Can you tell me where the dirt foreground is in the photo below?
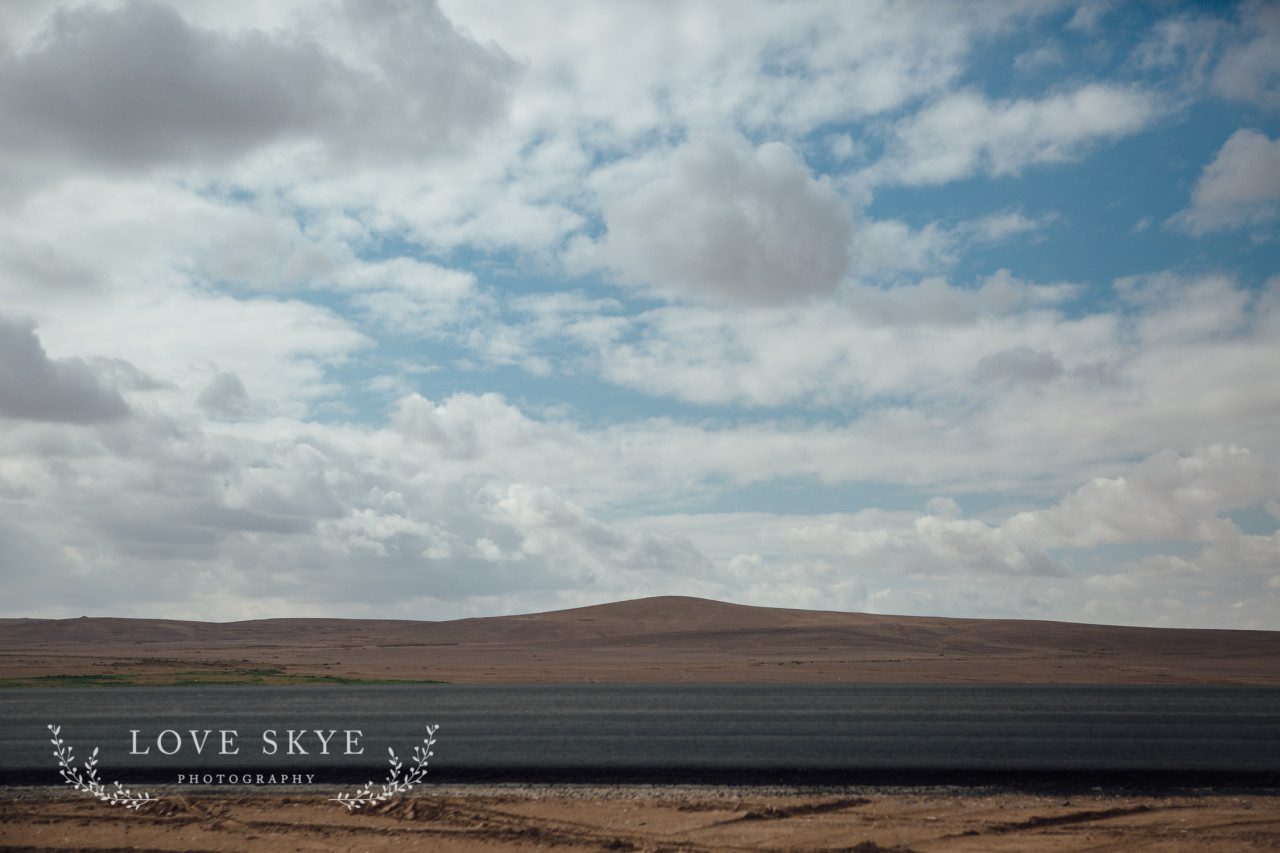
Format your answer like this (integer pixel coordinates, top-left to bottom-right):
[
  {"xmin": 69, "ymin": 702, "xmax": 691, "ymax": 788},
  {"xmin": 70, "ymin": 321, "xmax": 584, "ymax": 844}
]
[{"xmin": 2, "ymin": 785, "xmax": 1277, "ymax": 852}]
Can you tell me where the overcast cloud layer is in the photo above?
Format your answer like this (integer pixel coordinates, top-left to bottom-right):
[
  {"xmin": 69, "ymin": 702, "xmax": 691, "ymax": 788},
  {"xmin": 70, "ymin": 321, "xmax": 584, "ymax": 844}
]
[{"xmin": 1, "ymin": 0, "xmax": 1277, "ymax": 628}]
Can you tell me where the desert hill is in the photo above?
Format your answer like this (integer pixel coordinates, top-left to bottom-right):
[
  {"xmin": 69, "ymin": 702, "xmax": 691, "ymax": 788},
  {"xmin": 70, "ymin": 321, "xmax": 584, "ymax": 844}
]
[{"xmin": 1, "ymin": 596, "xmax": 1277, "ymax": 685}]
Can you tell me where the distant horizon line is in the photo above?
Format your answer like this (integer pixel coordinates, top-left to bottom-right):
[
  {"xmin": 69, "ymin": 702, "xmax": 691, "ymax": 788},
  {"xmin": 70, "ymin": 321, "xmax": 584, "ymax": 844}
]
[{"xmin": 3, "ymin": 594, "xmax": 1276, "ymax": 634}]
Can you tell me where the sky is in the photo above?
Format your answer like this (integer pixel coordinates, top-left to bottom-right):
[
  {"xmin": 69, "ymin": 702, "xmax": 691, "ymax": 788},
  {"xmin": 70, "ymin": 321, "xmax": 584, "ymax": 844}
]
[{"xmin": 0, "ymin": 0, "xmax": 1278, "ymax": 628}]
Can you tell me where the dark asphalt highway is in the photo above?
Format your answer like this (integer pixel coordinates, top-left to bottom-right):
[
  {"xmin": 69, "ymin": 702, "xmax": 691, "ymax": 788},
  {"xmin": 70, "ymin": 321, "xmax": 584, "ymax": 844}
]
[{"xmin": 3, "ymin": 684, "xmax": 1278, "ymax": 787}]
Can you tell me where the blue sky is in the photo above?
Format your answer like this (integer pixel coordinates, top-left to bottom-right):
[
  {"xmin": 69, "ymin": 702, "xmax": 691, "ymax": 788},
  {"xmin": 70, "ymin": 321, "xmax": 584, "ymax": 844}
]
[{"xmin": 0, "ymin": 0, "xmax": 1278, "ymax": 628}]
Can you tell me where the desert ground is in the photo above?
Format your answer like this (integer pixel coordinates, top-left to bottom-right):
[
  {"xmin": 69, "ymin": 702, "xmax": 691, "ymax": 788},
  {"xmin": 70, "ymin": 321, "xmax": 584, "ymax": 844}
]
[
  {"xmin": 2, "ymin": 596, "xmax": 1279, "ymax": 685},
  {"xmin": 4, "ymin": 597, "xmax": 1277, "ymax": 850},
  {"xmin": 1, "ymin": 785, "xmax": 1278, "ymax": 852}
]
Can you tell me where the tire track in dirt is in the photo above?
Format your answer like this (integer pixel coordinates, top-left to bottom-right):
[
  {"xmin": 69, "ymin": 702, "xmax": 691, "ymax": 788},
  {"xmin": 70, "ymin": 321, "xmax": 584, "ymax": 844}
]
[{"xmin": 710, "ymin": 796, "xmax": 872, "ymax": 825}]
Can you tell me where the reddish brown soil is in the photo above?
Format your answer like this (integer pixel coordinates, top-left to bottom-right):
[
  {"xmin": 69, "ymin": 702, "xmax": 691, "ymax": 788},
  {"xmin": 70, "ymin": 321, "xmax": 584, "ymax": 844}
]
[
  {"xmin": 2, "ymin": 596, "xmax": 1278, "ymax": 684},
  {"xmin": 2, "ymin": 786, "xmax": 1277, "ymax": 851}
]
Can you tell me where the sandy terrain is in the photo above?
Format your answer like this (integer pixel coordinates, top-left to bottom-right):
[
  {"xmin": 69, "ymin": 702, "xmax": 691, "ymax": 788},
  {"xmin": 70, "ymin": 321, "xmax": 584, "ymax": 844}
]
[
  {"xmin": 2, "ymin": 596, "xmax": 1279, "ymax": 685},
  {"xmin": 5, "ymin": 598, "xmax": 1277, "ymax": 850},
  {"xmin": 2, "ymin": 786, "xmax": 1277, "ymax": 851}
]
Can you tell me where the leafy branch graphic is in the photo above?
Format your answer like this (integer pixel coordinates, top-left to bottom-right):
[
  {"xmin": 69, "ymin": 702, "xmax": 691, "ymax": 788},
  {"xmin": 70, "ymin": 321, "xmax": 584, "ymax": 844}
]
[
  {"xmin": 330, "ymin": 724, "xmax": 439, "ymax": 811},
  {"xmin": 47, "ymin": 724, "xmax": 157, "ymax": 810}
]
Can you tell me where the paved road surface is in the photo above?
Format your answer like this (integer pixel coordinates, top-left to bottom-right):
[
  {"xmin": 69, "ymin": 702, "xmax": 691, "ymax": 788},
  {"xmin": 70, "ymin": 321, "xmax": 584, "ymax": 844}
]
[{"xmin": 2, "ymin": 684, "xmax": 1277, "ymax": 787}]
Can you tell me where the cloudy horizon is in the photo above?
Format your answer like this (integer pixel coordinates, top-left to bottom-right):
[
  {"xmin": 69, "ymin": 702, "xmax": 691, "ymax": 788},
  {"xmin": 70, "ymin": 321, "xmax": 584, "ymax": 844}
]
[{"xmin": 1, "ymin": 0, "xmax": 1278, "ymax": 628}]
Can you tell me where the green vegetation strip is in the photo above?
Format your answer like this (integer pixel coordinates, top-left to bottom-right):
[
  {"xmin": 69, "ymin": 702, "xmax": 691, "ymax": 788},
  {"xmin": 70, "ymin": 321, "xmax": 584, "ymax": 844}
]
[{"xmin": 0, "ymin": 672, "xmax": 445, "ymax": 687}]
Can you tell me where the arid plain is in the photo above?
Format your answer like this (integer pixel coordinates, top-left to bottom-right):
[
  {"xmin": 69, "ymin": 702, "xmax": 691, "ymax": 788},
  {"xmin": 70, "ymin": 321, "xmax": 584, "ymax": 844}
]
[
  {"xmin": 3, "ymin": 597, "xmax": 1278, "ymax": 851},
  {"xmin": 2, "ymin": 596, "xmax": 1278, "ymax": 685}
]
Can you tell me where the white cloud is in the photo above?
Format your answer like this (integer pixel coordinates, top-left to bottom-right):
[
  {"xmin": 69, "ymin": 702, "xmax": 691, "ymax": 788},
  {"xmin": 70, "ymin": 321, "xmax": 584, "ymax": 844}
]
[
  {"xmin": 1131, "ymin": 13, "xmax": 1222, "ymax": 80},
  {"xmin": 872, "ymin": 84, "xmax": 1164, "ymax": 186},
  {"xmin": 974, "ymin": 346, "xmax": 1065, "ymax": 385},
  {"xmin": 1013, "ymin": 44, "xmax": 1065, "ymax": 74},
  {"xmin": 2, "ymin": 345, "xmax": 1278, "ymax": 625},
  {"xmin": 338, "ymin": 258, "xmax": 482, "ymax": 336},
  {"xmin": 1080, "ymin": 529, "xmax": 1280, "ymax": 630},
  {"xmin": 970, "ymin": 209, "xmax": 1056, "ymax": 242},
  {"xmin": 0, "ymin": 0, "xmax": 519, "ymax": 189},
  {"xmin": 848, "ymin": 219, "xmax": 955, "ymax": 278},
  {"xmin": 1003, "ymin": 445, "xmax": 1277, "ymax": 548},
  {"xmin": 0, "ymin": 316, "xmax": 129, "ymax": 423},
  {"xmin": 0, "ymin": 388, "xmax": 737, "ymax": 619},
  {"xmin": 1175, "ymin": 129, "xmax": 1280, "ymax": 234},
  {"xmin": 441, "ymin": 0, "xmax": 1051, "ymax": 140},
  {"xmin": 197, "ymin": 371, "xmax": 251, "ymax": 420},
  {"xmin": 495, "ymin": 483, "xmax": 710, "ymax": 575},
  {"xmin": 914, "ymin": 514, "xmax": 1058, "ymax": 575},
  {"xmin": 625, "ymin": 444, "xmax": 1280, "ymax": 626},
  {"xmin": 0, "ymin": 1, "xmax": 1275, "ymax": 631},
  {"xmin": 565, "ymin": 271, "xmax": 1096, "ymax": 409},
  {"xmin": 1067, "ymin": 1, "xmax": 1113, "ymax": 33},
  {"xmin": 1114, "ymin": 272, "xmax": 1252, "ymax": 342},
  {"xmin": 152, "ymin": 0, "xmax": 1060, "ymax": 267},
  {"xmin": 591, "ymin": 134, "xmax": 852, "ymax": 304},
  {"xmin": 849, "ymin": 209, "xmax": 1056, "ymax": 279},
  {"xmin": 440, "ymin": 272, "xmax": 1280, "ymax": 502},
  {"xmin": 1193, "ymin": 131, "xmax": 1280, "ymax": 207},
  {"xmin": 1211, "ymin": 2, "xmax": 1280, "ymax": 110}
]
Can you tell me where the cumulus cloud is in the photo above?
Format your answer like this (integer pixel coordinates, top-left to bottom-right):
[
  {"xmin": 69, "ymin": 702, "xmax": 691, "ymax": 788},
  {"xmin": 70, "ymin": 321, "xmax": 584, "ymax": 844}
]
[
  {"xmin": 1115, "ymin": 272, "xmax": 1251, "ymax": 339},
  {"xmin": 594, "ymin": 134, "xmax": 852, "ymax": 304},
  {"xmin": 849, "ymin": 209, "xmax": 1056, "ymax": 279},
  {"xmin": 552, "ymin": 271, "xmax": 1092, "ymax": 408},
  {"xmin": 336, "ymin": 0, "xmax": 521, "ymax": 156},
  {"xmin": 847, "ymin": 219, "xmax": 954, "ymax": 278},
  {"xmin": 444, "ymin": 1, "xmax": 1052, "ymax": 142},
  {"xmin": 1211, "ymin": 2, "xmax": 1280, "ymax": 110},
  {"xmin": 632, "ymin": 444, "xmax": 1280, "ymax": 625},
  {"xmin": 2, "ymin": 345, "xmax": 1278, "ymax": 624},
  {"xmin": 0, "ymin": 182, "xmax": 374, "ymax": 418},
  {"xmin": 0, "ymin": 389, "xmax": 730, "ymax": 619},
  {"xmin": 1175, "ymin": 129, "xmax": 1280, "ymax": 234},
  {"xmin": 340, "ymin": 258, "xmax": 480, "ymax": 336},
  {"xmin": 0, "ymin": 1, "xmax": 1276, "ymax": 629},
  {"xmin": 0, "ymin": 0, "xmax": 518, "ymax": 186},
  {"xmin": 434, "ymin": 271, "xmax": 1280, "ymax": 505},
  {"xmin": 873, "ymin": 84, "xmax": 1164, "ymax": 186},
  {"xmin": 495, "ymin": 484, "xmax": 710, "ymax": 575},
  {"xmin": 197, "ymin": 371, "xmax": 250, "ymax": 419},
  {"xmin": 1131, "ymin": 13, "xmax": 1222, "ymax": 82},
  {"xmin": 0, "ymin": 316, "xmax": 129, "ymax": 423},
  {"xmin": 914, "ymin": 514, "xmax": 1060, "ymax": 575},
  {"xmin": 975, "ymin": 347, "xmax": 1065, "ymax": 385},
  {"xmin": 1004, "ymin": 445, "xmax": 1277, "ymax": 548},
  {"xmin": 1067, "ymin": 1, "xmax": 1112, "ymax": 32},
  {"xmin": 1, "ymin": 1, "xmax": 332, "ymax": 171},
  {"xmin": 1193, "ymin": 131, "xmax": 1280, "ymax": 207}
]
